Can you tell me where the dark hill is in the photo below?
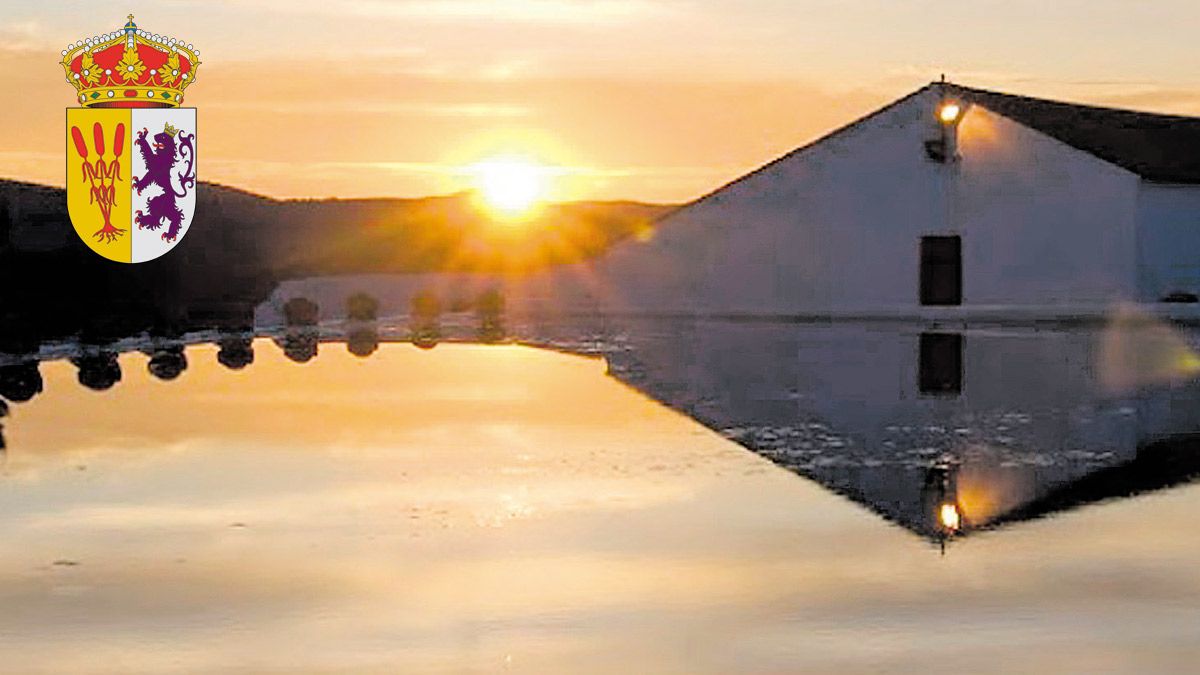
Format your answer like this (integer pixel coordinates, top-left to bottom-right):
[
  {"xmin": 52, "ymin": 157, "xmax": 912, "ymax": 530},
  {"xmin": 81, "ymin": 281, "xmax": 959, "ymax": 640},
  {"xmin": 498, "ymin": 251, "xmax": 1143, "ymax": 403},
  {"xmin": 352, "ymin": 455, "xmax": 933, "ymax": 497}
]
[
  {"xmin": 0, "ymin": 178, "xmax": 670, "ymax": 342},
  {"xmin": 269, "ymin": 192, "xmax": 672, "ymax": 275},
  {"xmin": 0, "ymin": 178, "xmax": 671, "ymax": 275}
]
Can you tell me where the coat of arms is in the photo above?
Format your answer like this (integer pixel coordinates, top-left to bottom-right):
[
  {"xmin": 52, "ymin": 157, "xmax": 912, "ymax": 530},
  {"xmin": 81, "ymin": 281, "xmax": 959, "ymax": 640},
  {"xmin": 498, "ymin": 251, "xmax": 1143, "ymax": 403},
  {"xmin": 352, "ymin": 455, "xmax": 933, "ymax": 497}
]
[{"xmin": 61, "ymin": 15, "xmax": 199, "ymax": 263}]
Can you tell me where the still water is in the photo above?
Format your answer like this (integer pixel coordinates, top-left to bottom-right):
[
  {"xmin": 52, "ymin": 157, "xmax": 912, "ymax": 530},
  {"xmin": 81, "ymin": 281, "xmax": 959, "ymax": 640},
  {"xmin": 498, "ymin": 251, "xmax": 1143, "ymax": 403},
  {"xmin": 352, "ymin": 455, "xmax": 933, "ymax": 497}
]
[{"xmin": 2, "ymin": 320, "xmax": 1200, "ymax": 673}]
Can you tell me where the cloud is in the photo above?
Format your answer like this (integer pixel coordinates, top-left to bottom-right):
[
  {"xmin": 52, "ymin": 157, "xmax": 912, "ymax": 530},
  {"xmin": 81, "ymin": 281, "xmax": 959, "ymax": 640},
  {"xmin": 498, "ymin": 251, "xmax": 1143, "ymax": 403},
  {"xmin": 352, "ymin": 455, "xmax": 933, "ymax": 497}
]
[
  {"xmin": 210, "ymin": 0, "xmax": 675, "ymax": 25},
  {"xmin": 1094, "ymin": 88, "xmax": 1200, "ymax": 115},
  {"xmin": 0, "ymin": 19, "xmax": 46, "ymax": 50},
  {"xmin": 203, "ymin": 100, "xmax": 534, "ymax": 118},
  {"xmin": 200, "ymin": 156, "xmax": 729, "ymax": 184},
  {"xmin": 375, "ymin": 0, "xmax": 670, "ymax": 23}
]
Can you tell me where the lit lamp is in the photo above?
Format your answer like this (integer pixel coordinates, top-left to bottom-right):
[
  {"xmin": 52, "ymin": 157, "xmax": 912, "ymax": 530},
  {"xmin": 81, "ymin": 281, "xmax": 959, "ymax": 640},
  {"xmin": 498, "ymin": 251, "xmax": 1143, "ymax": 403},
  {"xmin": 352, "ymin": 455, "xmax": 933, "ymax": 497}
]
[
  {"xmin": 938, "ymin": 101, "xmax": 963, "ymax": 125},
  {"xmin": 939, "ymin": 502, "xmax": 961, "ymax": 531},
  {"xmin": 925, "ymin": 99, "xmax": 965, "ymax": 163}
]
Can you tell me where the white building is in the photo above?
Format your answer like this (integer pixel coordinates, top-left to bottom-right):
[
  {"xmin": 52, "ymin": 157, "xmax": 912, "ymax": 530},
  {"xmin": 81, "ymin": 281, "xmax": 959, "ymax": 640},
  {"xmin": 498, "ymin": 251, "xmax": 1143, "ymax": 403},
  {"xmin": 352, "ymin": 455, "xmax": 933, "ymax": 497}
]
[{"xmin": 520, "ymin": 82, "xmax": 1200, "ymax": 320}]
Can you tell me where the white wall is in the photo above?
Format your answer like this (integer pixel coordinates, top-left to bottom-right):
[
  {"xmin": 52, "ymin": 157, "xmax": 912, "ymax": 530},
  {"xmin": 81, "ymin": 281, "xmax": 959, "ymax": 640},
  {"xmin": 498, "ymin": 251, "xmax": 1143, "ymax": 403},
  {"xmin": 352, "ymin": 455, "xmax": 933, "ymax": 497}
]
[
  {"xmin": 581, "ymin": 87, "xmax": 948, "ymax": 315},
  {"xmin": 953, "ymin": 106, "xmax": 1139, "ymax": 306},
  {"xmin": 1136, "ymin": 184, "xmax": 1200, "ymax": 301},
  {"xmin": 518, "ymin": 86, "xmax": 1143, "ymax": 316}
]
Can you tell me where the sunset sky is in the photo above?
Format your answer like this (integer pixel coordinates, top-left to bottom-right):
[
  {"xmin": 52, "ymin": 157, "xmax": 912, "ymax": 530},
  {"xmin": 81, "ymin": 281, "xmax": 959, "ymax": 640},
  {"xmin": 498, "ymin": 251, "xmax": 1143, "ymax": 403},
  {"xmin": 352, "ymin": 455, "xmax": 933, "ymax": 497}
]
[{"xmin": 3, "ymin": 1, "xmax": 1200, "ymax": 203}]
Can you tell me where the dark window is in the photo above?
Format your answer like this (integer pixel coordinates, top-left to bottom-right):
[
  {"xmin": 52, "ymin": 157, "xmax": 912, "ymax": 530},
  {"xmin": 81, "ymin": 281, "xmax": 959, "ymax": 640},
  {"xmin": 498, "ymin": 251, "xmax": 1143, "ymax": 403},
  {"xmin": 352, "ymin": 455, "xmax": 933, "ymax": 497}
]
[
  {"xmin": 920, "ymin": 235, "xmax": 962, "ymax": 306},
  {"xmin": 919, "ymin": 332, "xmax": 963, "ymax": 396}
]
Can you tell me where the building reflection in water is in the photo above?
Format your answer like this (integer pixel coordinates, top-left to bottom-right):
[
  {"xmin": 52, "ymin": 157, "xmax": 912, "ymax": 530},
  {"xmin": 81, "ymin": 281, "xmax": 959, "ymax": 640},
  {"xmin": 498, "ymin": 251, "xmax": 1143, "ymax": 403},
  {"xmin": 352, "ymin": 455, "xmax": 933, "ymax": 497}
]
[
  {"xmin": 918, "ymin": 332, "xmax": 962, "ymax": 396},
  {"xmin": 601, "ymin": 318, "xmax": 1200, "ymax": 544}
]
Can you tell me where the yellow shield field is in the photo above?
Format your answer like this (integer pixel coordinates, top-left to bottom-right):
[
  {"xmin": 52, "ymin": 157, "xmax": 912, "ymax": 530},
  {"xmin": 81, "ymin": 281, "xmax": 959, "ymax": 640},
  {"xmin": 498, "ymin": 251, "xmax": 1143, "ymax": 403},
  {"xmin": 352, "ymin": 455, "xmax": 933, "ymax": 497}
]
[{"xmin": 66, "ymin": 108, "xmax": 132, "ymax": 262}]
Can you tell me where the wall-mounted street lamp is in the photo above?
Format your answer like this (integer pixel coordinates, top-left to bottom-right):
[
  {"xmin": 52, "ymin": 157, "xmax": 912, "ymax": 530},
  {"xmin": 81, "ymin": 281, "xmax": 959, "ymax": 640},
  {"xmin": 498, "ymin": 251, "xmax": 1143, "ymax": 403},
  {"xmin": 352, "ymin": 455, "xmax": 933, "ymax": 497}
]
[
  {"xmin": 938, "ymin": 101, "xmax": 963, "ymax": 125},
  {"xmin": 925, "ymin": 98, "xmax": 966, "ymax": 163}
]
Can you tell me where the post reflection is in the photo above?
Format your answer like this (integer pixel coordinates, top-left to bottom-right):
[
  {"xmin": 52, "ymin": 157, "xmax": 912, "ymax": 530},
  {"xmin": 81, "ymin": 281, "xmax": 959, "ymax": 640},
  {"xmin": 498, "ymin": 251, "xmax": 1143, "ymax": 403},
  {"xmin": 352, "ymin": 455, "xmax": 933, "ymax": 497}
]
[
  {"xmin": 0, "ymin": 320, "xmax": 407, "ymax": 405},
  {"xmin": 0, "ymin": 361, "xmax": 43, "ymax": 402},
  {"xmin": 278, "ymin": 329, "xmax": 320, "ymax": 363},
  {"xmin": 147, "ymin": 345, "xmax": 188, "ymax": 381},
  {"xmin": 71, "ymin": 352, "xmax": 122, "ymax": 391},
  {"xmin": 476, "ymin": 288, "xmax": 506, "ymax": 342},
  {"xmin": 347, "ymin": 325, "xmax": 379, "ymax": 358},
  {"xmin": 217, "ymin": 334, "xmax": 255, "ymax": 370},
  {"xmin": 410, "ymin": 290, "xmax": 442, "ymax": 349},
  {"xmin": 0, "ymin": 313, "xmax": 407, "ymax": 457}
]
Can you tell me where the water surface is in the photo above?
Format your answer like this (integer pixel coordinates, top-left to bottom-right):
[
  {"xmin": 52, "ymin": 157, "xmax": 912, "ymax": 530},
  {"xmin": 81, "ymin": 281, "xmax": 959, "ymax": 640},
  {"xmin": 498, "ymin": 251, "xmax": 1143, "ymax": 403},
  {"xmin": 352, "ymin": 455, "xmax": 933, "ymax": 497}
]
[{"xmin": 2, "ymin": 335, "xmax": 1199, "ymax": 673}]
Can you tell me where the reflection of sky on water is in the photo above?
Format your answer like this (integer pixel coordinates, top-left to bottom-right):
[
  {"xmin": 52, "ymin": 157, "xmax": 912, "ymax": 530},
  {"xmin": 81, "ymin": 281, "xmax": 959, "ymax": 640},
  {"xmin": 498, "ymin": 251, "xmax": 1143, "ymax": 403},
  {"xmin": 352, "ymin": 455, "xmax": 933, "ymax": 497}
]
[{"xmin": 1, "ymin": 340, "xmax": 1200, "ymax": 672}]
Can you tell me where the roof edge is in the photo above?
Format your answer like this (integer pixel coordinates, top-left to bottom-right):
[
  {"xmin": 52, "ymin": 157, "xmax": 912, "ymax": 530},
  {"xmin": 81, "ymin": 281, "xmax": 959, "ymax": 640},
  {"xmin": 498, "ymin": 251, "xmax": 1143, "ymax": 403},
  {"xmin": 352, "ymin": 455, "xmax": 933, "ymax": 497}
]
[
  {"xmin": 651, "ymin": 80, "xmax": 1200, "ymax": 228},
  {"xmin": 948, "ymin": 82, "xmax": 1200, "ymax": 123},
  {"xmin": 654, "ymin": 83, "xmax": 938, "ymax": 225},
  {"xmin": 948, "ymin": 82, "xmax": 1200, "ymax": 184}
]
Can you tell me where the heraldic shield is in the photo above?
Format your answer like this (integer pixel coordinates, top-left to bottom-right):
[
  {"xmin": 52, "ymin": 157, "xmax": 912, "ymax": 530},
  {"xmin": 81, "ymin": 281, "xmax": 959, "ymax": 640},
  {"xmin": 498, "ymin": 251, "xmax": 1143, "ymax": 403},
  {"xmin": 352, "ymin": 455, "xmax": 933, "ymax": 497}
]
[{"xmin": 66, "ymin": 108, "xmax": 197, "ymax": 263}]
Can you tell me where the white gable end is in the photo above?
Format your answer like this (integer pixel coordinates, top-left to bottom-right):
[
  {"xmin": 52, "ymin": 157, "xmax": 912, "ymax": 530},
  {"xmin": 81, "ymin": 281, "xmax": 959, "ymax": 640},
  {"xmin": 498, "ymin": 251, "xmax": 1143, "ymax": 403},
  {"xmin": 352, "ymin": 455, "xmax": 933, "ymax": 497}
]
[
  {"xmin": 514, "ymin": 84, "xmax": 1162, "ymax": 318},
  {"xmin": 953, "ymin": 105, "xmax": 1139, "ymax": 306},
  {"xmin": 590, "ymin": 87, "xmax": 948, "ymax": 315}
]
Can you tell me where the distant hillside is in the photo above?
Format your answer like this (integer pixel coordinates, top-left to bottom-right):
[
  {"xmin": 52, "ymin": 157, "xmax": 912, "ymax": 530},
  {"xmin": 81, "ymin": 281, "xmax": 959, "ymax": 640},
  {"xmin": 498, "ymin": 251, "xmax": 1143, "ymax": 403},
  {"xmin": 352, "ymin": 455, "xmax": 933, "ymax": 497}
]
[
  {"xmin": 270, "ymin": 192, "xmax": 674, "ymax": 276},
  {"xmin": 0, "ymin": 178, "xmax": 673, "ymax": 277},
  {"xmin": 0, "ymin": 177, "xmax": 671, "ymax": 340}
]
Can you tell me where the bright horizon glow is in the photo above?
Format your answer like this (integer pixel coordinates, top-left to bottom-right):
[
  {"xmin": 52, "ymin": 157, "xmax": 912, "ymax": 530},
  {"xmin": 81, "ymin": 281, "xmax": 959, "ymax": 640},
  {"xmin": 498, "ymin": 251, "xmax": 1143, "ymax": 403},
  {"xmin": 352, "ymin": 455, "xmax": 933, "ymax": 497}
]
[{"xmin": 469, "ymin": 156, "xmax": 551, "ymax": 217}]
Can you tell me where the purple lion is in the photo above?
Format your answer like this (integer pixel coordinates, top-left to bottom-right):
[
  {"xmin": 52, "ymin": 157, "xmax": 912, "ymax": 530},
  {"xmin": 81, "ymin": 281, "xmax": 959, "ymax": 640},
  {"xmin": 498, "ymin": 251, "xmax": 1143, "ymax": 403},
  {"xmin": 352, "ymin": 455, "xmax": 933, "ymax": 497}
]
[{"xmin": 132, "ymin": 123, "xmax": 196, "ymax": 242}]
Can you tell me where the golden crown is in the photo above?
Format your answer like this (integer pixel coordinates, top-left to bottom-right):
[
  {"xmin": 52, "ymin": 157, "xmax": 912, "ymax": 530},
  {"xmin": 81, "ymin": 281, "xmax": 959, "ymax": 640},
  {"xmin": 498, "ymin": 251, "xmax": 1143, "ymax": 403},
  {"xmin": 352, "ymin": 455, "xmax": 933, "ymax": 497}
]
[{"xmin": 61, "ymin": 14, "xmax": 200, "ymax": 108}]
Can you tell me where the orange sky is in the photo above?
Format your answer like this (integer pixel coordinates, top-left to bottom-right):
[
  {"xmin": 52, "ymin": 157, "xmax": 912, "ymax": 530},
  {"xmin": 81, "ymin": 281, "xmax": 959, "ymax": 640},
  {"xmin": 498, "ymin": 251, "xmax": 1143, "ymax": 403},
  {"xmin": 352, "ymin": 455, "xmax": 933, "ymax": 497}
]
[{"xmin": 2, "ymin": 2, "xmax": 1200, "ymax": 202}]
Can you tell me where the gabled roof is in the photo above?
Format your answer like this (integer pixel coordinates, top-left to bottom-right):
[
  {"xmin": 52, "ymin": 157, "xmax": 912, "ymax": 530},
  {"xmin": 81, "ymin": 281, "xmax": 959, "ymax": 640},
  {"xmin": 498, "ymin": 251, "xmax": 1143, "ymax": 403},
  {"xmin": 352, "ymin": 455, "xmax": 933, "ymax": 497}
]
[
  {"xmin": 953, "ymin": 83, "xmax": 1200, "ymax": 184},
  {"xmin": 655, "ymin": 81, "xmax": 1200, "ymax": 225}
]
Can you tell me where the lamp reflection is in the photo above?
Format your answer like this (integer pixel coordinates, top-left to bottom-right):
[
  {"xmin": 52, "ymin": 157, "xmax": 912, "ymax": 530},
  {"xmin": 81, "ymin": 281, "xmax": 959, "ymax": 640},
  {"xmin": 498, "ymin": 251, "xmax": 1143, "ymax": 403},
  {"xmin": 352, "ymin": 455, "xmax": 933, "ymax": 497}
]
[{"xmin": 922, "ymin": 457, "xmax": 963, "ymax": 541}]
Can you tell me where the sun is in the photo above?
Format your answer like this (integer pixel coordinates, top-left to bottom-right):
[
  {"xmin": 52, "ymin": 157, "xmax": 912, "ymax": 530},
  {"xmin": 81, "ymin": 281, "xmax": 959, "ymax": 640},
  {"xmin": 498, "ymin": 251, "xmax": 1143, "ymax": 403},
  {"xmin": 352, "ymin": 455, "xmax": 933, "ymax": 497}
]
[{"xmin": 469, "ymin": 157, "xmax": 549, "ymax": 217}]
